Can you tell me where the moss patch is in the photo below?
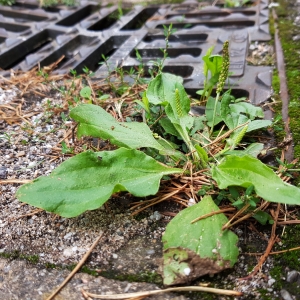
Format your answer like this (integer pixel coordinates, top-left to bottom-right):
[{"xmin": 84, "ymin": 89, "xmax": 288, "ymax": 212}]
[
  {"xmin": 274, "ymin": 0, "xmax": 300, "ymax": 183},
  {"xmin": 99, "ymin": 269, "xmax": 162, "ymax": 285},
  {"xmin": 269, "ymin": 224, "xmax": 300, "ymax": 297},
  {"xmin": 264, "ymin": 2, "xmax": 300, "ymax": 297},
  {"xmin": 0, "ymin": 251, "xmax": 39, "ymax": 264}
]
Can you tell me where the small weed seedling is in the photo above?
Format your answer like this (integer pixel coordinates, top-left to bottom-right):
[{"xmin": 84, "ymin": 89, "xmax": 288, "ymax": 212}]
[
  {"xmin": 79, "ymin": 86, "xmax": 92, "ymax": 103},
  {"xmin": 61, "ymin": 141, "xmax": 74, "ymax": 154},
  {"xmin": 0, "ymin": 132, "xmax": 14, "ymax": 144}
]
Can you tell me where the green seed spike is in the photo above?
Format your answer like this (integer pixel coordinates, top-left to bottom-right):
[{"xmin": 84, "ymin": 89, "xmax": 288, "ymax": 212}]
[
  {"xmin": 210, "ymin": 40, "xmax": 230, "ymax": 136},
  {"xmin": 216, "ymin": 40, "xmax": 230, "ymax": 94},
  {"xmin": 232, "ymin": 124, "xmax": 248, "ymax": 150},
  {"xmin": 175, "ymin": 88, "xmax": 183, "ymax": 118}
]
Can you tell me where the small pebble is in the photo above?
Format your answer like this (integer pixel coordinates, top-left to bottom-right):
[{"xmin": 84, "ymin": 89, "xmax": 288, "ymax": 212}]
[
  {"xmin": 286, "ymin": 270, "xmax": 300, "ymax": 283},
  {"xmin": 280, "ymin": 289, "xmax": 294, "ymax": 300},
  {"xmin": 0, "ymin": 167, "xmax": 7, "ymax": 179},
  {"xmin": 16, "ymin": 151, "xmax": 26, "ymax": 157}
]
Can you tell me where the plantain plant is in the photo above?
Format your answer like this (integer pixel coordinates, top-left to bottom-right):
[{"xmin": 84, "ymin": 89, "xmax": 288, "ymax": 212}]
[{"xmin": 16, "ymin": 37, "xmax": 300, "ymax": 285}]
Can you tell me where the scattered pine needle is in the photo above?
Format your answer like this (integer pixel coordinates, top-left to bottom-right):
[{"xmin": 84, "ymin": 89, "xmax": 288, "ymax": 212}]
[
  {"xmin": 130, "ymin": 184, "xmax": 187, "ymax": 216},
  {"xmin": 81, "ymin": 286, "xmax": 243, "ymax": 299}
]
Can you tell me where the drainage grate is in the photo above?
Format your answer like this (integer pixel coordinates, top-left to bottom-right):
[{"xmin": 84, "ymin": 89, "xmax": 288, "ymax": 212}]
[{"xmin": 0, "ymin": 0, "xmax": 272, "ymax": 104}]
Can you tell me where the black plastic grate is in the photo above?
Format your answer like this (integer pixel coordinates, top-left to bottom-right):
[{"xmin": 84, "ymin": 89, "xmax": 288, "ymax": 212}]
[{"xmin": 0, "ymin": 0, "xmax": 272, "ymax": 104}]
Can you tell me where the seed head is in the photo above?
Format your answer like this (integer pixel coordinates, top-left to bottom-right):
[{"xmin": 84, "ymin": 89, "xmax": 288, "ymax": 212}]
[{"xmin": 216, "ymin": 41, "xmax": 230, "ymax": 94}]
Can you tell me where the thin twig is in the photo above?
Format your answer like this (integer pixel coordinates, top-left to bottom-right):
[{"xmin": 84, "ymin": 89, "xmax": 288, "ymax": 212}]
[
  {"xmin": 222, "ymin": 200, "xmax": 270, "ymax": 230},
  {"xmin": 191, "ymin": 207, "xmax": 236, "ymax": 224},
  {"xmin": 243, "ymin": 245, "xmax": 300, "ymax": 256},
  {"xmin": 45, "ymin": 232, "xmax": 103, "ymax": 300},
  {"xmin": 82, "ymin": 286, "xmax": 242, "ymax": 299},
  {"xmin": 222, "ymin": 204, "xmax": 250, "ymax": 230},
  {"xmin": 278, "ymin": 220, "xmax": 300, "ymax": 225},
  {"xmin": 0, "ymin": 179, "xmax": 32, "ymax": 184}
]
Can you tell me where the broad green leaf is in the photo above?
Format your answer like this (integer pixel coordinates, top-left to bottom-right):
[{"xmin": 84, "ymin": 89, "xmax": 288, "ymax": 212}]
[
  {"xmin": 145, "ymin": 73, "xmax": 196, "ymax": 159},
  {"xmin": 195, "ymin": 144, "xmax": 208, "ymax": 168},
  {"xmin": 220, "ymin": 92, "xmax": 233, "ymax": 128},
  {"xmin": 220, "ymin": 93, "xmax": 248, "ymax": 131},
  {"xmin": 212, "ymin": 155, "xmax": 300, "ymax": 205},
  {"xmin": 203, "ymin": 46, "xmax": 214, "ymax": 78},
  {"xmin": 190, "ymin": 115, "xmax": 206, "ymax": 135},
  {"xmin": 206, "ymin": 97, "xmax": 222, "ymax": 126},
  {"xmin": 146, "ymin": 73, "xmax": 183, "ymax": 106},
  {"xmin": 247, "ymin": 120, "xmax": 272, "ymax": 132},
  {"xmin": 70, "ymin": 104, "xmax": 165, "ymax": 152},
  {"xmin": 220, "ymin": 93, "xmax": 269, "ymax": 149},
  {"xmin": 202, "ymin": 55, "xmax": 223, "ymax": 76},
  {"xmin": 224, "ymin": 143, "xmax": 264, "ymax": 157},
  {"xmin": 155, "ymin": 137, "xmax": 187, "ymax": 162},
  {"xmin": 230, "ymin": 102, "xmax": 264, "ymax": 120},
  {"xmin": 159, "ymin": 117, "xmax": 178, "ymax": 136},
  {"xmin": 134, "ymin": 92, "xmax": 150, "ymax": 114},
  {"xmin": 195, "ymin": 89, "xmax": 208, "ymax": 96},
  {"xmin": 16, "ymin": 148, "xmax": 182, "ymax": 217},
  {"xmin": 192, "ymin": 125, "xmax": 210, "ymax": 145},
  {"xmin": 221, "ymin": 94, "xmax": 270, "ymax": 132},
  {"xmin": 162, "ymin": 195, "xmax": 239, "ymax": 285}
]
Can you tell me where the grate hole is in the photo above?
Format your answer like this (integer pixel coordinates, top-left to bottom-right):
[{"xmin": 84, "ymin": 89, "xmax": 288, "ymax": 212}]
[
  {"xmin": 131, "ymin": 48, "xmax": 201, "ymax": 59},
  {"xmin": 171, "ymin": 4, "xmax": 199, "ymax": 13},
  {"xmin": 88, "ymin": 9, "xmax": 130, "ymax": 31},
  {"xmin": 122, "ymin": 65, "xmax": 193, "ymax": 78},
  {"xmin": 156, "ymin": 20, "xmax": 255, "ymax": 29},
  {"xmin": 0, "ymin": 29, "xmax": 62, "ymax": 70},
  {"xmin": 143, "ymin": 33, "xmax": 208, "ymax": 44},
  {"xmin": 121, "ymin": 8, "xmax": 158, "ymax": 30},
  {"xmin": 38, "ymin": 35, "xmax": 97, "ymax": 69},
  {"xmin": 167, "ymin": 12, "xmax": 230, "ymax": 19},
  {"xmin": 12, "ymin": 2, "xmax": 39, "ymax": 9},
  {"xmin": 186, "ymin": 88, "xmax": 249, "ymax": 99},
  {"xmin": 0, "ymin": 9, "xmax": 48, "ymax": 21},
  {"xmin": 13, "ymin": 2, "xmax": 64, "ymax": 12},
  {"xmin": 166, "ymin": 11, "xmax": 255, "ymax": 20},
  {"xmin": 65, "ymin": 36, "xmax": 129, "ymax": 73},
  {"xmin": 56, "ymin": 5, "xmax": 100, "ymax": 26},
  {"xmin": 0, "ymin": 22, "xmax": 30, "ymax": 33}
]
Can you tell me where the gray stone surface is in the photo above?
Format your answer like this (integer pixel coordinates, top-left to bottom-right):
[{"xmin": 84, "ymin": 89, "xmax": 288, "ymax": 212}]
[{"xmin": 0, "ymin": 258, "xmax": 181, "ymax": 300}]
